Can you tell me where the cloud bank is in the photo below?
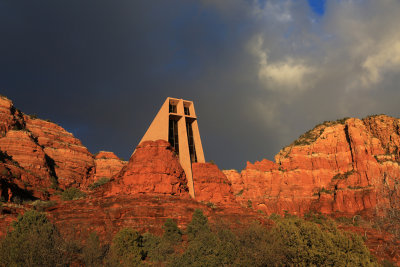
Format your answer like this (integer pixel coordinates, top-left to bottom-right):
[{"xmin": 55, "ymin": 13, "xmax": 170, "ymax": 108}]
[{"xmin": 1, "ymin": 0, "xmax": 399, "ymax": 169}]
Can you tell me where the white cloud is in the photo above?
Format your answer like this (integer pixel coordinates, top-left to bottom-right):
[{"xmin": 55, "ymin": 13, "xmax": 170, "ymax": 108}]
[
  {"xmin": 249, "ymin": 35, "xmax": 314, "ymax": 91},
  {"xmin": 360, "ymin": 40, "xmax": 400, "ymax": 86}
]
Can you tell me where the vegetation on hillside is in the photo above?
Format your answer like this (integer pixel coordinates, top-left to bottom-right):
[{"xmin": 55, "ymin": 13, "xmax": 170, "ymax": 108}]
[
  {"xmin": 0, "ymin": 208, "xmax": 381, "ymax": 267},
  {"xmin": 290, "ymin": 117, "xmax": 350, "ymax": 147}
]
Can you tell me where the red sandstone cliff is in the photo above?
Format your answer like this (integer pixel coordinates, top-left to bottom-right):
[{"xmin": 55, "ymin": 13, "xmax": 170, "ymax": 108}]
[
  {"xmin": 106, "ymin": 140, "xmax": 189, "ymax": 196},
  {"xmin": 224, "ymin": 116, "xmax": 400, "ymax": 217},
  {"xmin": 192, "ymin": 162, "xmax": 235, "ymax": 204},
  {"xmin": 94, "ymin": 151, "xmax": 127, "ymax": 182},
  {"xmin": 24, "ymin": 115, "xmax": 96, "ymax": 189},
  {"xmin": 0, "ymin": 96, "xmax": 126, "ymax": 201},
  {"xmin": 0, "ymin": 95, "xmax": 399, "ymax": 264}
]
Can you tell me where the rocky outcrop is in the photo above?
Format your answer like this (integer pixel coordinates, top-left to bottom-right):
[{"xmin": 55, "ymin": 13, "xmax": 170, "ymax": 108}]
[
  {"xmin": 192, "ymin": 162, "xmax": 235, "ymax": 204},
  {"xmin": 225, "ymin": 116, "xmax": 400, "ymax": 216},
  {"xmin": 0, "ymin": 130, "xmax": 52, "ymax": 188},
  {"xmin": 0, "ymin": 96, "xmax": 24, "ymax": 135},
  {"xmin": 0, "ymin": 96, "xmax": 97, "ymax": 198},
  {"xmin": 106, "ymin": 140, "xmax": 189, "ymax": 196},
  {"xmin": 93, "ymin": 151, "xmax": 126, "ymax": 181},
  {"xmin": 0, "ymin": 150, "xmax": 51, "ymax": 201},
  {"xmin": 24, "ymin": 116, "xmax": 95, "ymax": 189},
  {"xmin": 0, "ymin": 194, "xmax": 270, "ymax": 242}
]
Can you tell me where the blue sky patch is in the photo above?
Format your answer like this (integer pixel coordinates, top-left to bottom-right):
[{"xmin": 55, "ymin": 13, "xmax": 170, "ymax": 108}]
[{"xmin": 308, "ymin": 0, "xmax": 326, "ymax": 15}]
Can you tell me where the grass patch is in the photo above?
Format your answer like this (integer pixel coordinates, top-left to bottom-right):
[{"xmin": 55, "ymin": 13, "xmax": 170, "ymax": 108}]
[
  {"xmin": 89, "ymin": 177, "xmax": 110, "ymax": 190},
  {"xmin": 235, "ymin": 189, "xmax": 244, "ymax": 196},
  {"xmin": 290, "ymin": 117, "xmax": 350, "ymax": 147},
  {"xmin": 332, "ymin": 170, "xmax": 355, "ymax": 180},
  {"xmin": 61, "ymin": 188, "xmax": 86, "ymax": 201},
  {"xmin": 205, "ymin": 202, "xmax": 217, "ymax": 209}
]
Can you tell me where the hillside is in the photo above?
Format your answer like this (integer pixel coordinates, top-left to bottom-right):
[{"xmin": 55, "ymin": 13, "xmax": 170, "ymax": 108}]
[{"xmin": 0, "ymin": 95, "xmax": 399, "ymax": 265}]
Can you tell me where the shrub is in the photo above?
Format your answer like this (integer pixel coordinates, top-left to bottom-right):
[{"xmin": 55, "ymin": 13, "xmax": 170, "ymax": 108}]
[
  {"xmin": 28, "ymin": 114, "xmax": 38, "ymax": 119},
  {"xmin": 50, "ymin": 176, "xmax": 59, "ymax": 190},
  {"xmin": 332, "ymin": 170, "xmax": 355, "ymax": 180},
  {"xmin": 235, "ymin": 189, "xmax": 244, "ymax": 196},
  {"xmin": 142, "ymin": 232, "xmax": 162, "ymax": 262},
  {"xmin": 162, "ymin": 218, "xmax": 182, "ymax": 244},
  {"xmin": 81, "ymin": 232, "xmax": 108, "ymax": 267},
  {"xmin": 206, "ymin": 202, "xmax": 217, "ymax": 209},
  {"xmin": 0, "ymin": 210, "xmax": 67, "ymax": 266},
  {"xmin": 170, "ymin": 229, "xmax": 232, "ymax": 267},
  {"xmin": 143, "ymin": 219, "xmax": 183, "ymax": 263},
  {"xmin": 247, "ymin": 199, "xmax": 253, "ymax": 208},
  {"xmin": 61, "ymin": 187, "xmax": 86, "ymax": 201},
  {"xmin": 186, "ymin": 209, "xmax": 210, "ymax": 241},
  {"xmin": 89, "ymin": 177, "xmax": 110, "ymax": 190},
  {"xmin": 270, "ymin": 216, "xmax": 376, "ymax": 266},
  {"xmin": 234, "ymin": 222, "xmax": 284, "ymax": 266},
  {"xmin": 170, "ymin": 211, "xmax": 241, "ymax": 267},
  {"xmin": 110, "ymin": 228, "xmax": 145, "ymax": 266}
]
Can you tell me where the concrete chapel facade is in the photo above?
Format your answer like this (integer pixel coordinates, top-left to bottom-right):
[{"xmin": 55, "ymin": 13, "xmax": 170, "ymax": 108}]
[{"xmin": 139, "ymin": 97, "xmax": 205, "ymax": 198}]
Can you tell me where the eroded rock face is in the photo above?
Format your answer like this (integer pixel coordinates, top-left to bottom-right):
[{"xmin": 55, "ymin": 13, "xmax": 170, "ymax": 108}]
[
  {"xmin": 93, "ymin": 151, "xmax": 126, "ymax": 181},
  {"xmin": 107, "ymin": 140, "xmax": 189, "ymax": 196},
  {"xmin": 0, "ymin": 97, "xmax": 24, "ymax": 135},
  {"xmin": 24, "ymin": 116, "xmax": 95, "ymax": 189},
  {"xmin": 0, "ymin": 96, "xmax": 96, "ymax": 198},
  {"xmin": 0, "ymin": 152, "xmax": 51, "ymax": 201},
  {"xmin": 0, "ymin": 194, "xmax": 270, "ymax": 242},
  {"xmin": 192, "ymin": 162, "xmax": 235, "ymax": 204},
  {"xmin": 0, "ymin": 130, "xmax": 52, "ymax": 187},
  {"xmin": 225, "ymin": 116, "xmax": 400, "ymax": 216}
]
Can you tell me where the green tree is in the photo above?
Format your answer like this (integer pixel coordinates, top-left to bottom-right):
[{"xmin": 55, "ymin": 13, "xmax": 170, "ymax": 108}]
[
  {"xmin": 110, "ymin": 228, "xmax": 144, "ymax": 266},
  {"xmin": 142, "ymin": 232, "xmax": 162, "ymax": 262},
  {"xmin": 81, "ymin": 232, "xmax": 107, "ymax": 267},
  {"xmin": 270, "ymin": 216, "xmax": 377, "ymax": 266},
  {"xmin": 143, "ymin": 219, "xmax": 183, "ymax": 263},
  {"xmin": 186, "ymin": 209, "xmax": 210, "ymax": 241},
  {"xmin": 170, "ymin": 210, "xmax": 238, "ymax": 267},
  {"xmin": 234, "ymin": 222, "xmax": 284, "ymax": 267},
  {"xmin": 0, "ymin": 210, "xmax": 67, "ymax": 267},
  {"xmin": 162, "ymin": 218, "xmax": 182, "ymax": 244}
]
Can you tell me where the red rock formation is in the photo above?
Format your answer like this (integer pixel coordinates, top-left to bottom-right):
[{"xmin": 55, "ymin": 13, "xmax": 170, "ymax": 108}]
[
  {"xmin": 0, "ymin": 95, "xmax": 399, "ymax": 264},
  {"xmin": 0, "ymin": 96, "xmax": 24, "ymax": 135},
  {"xmin": 339, "ymin": 225, "xmax": 400, "ymax": 265},
  {"xmin": 106, "ymin": 140, "xmax": 188, "ymax": 196},
  {"xmin": 0, "ymin": 96, "xmax": 95, "ymax": 197},
  {"xmin": 24, "ymin": 116, "xmax": 95, "ymax": 189},
  {"xmin": 46, "ymin": 195, "xmax": 270, "ymax": 242},
  {"xmin": 93, "ymin": 151, "xmax": 126, "ymax": 181},
  {"xmin": 0, "ymin": 130, "xmax": 52, "ymax": 188},
  {"xmin": 0, "ymin": 155, "xmax": 49, "ymax": 201},
  {"xmin": 192, "ymin": 162, "xmax": 235, "ymax": 204},
  {"xmin": 225, "ymin": 116, "xmax": 400, "ymax": 216}
]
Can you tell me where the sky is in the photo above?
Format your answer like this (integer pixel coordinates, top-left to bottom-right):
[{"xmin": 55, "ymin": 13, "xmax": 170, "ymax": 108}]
[{"xmin": 1, "ymin": 0, "xmax": 399, "ymax": 170}]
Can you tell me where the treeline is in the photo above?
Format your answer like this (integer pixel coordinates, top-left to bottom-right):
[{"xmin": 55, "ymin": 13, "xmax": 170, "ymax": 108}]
[{"xmin": 0, "ymin": 209, "xmax": 379, "ymax": 266}]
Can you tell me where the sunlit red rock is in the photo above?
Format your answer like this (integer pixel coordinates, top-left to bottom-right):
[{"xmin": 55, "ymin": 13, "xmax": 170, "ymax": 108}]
[
  {"xmin": 106, "ymin": 140, "xmax": 189, "ymax": 196},
  {"xmin": 0, "ymin": 96, "xmax": 24, "ymax": 135},
  {"xmin": 0, "ymin": 95, "xmax": 399, "ymax": 264},
  {"xmin": 0, "ymin": 130, "xmax": 52, "ymax": 188},
  {"xmin": 225, "ymin": 116, "xmax": 400, "ymax": 216},
  {"xmin": 24, "ymin": 116, "xmax": 95, "ymax": 189},
  {"xmin": 192, "ymin": 162, "xmax": 235, "ymax": 204},
  {"xmin": 0, "ymin": 154, "xmax": 50, "ymax": 201},
  {"xmin": 93, "ymin": 151, "xmax": 126, "ymax": 181}
]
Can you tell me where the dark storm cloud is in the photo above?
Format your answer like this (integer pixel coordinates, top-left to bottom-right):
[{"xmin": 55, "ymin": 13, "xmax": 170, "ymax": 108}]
[{"xmin": 1, "ymin": 0, "xmax": 400, "ymax": 170}]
